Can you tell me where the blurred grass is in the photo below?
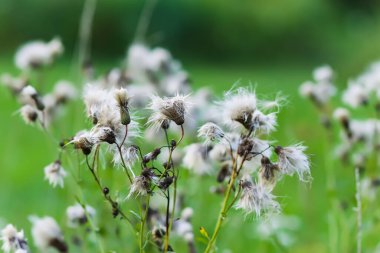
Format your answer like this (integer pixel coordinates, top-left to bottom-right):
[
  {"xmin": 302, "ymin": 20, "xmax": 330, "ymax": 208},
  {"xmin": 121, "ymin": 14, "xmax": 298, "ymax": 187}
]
[{"xmin": 0, "ymin": 55, "xmax": 372, "ymax": 252}]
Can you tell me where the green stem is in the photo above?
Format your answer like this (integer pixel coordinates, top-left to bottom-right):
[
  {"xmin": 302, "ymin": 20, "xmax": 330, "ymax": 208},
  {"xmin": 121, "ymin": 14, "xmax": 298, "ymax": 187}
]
[
  {"xmin": 140, "ymin": 195, "xmax": 151, "ymax": 253},
  {"xmin": 204, "ymin": 166, "xmax": 237, "ymax": 253}
]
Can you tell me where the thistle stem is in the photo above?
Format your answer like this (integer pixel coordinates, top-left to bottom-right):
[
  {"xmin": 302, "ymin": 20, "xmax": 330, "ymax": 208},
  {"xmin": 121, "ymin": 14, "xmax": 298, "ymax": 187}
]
[
  {"xmin": 139, "ymin": 195, "xmax": 151, "ymax": 253},
  {"xmin": 355, "ymin": 167, "xmax": 362, "ymax": 253},
  {"xmin": 85, "ymin": 155, "xmax": 134, "ymax": 228},
  {"xmin": 204, "ymin": 167, "xmax": 237, "ymax": 253}
]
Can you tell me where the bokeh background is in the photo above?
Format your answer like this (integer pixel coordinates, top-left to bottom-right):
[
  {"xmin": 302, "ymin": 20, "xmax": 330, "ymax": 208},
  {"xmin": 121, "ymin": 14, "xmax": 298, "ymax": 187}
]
[{"xmin": 1, "ymin": 0, "xmax": 380, "ymax": 252}]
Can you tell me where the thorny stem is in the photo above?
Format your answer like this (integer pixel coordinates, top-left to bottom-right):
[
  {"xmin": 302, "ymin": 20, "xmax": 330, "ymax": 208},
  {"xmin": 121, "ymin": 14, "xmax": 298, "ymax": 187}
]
[
  {"xmin": 140, "ymin": 195, "xmax": 151, "ymax": 253},
  {"xmin": 355, "ymin": 167, "xmax": 362, "ymax": 253},
  {"xmin": 84, "ymin": 155, "xmax": 134, "ymax": 228}
]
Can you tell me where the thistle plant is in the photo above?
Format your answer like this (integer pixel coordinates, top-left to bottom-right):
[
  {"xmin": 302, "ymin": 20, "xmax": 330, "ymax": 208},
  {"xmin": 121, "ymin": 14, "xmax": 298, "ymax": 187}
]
[
  {"xmin": 190, "ymin": 87, "xmax": 311, "ymax": 252},
  {"xmin": 0, "ymin": 3, "xmax": 314, "ymax": 253},
  {"xmin": 300, "ymin": 62, "xmax": 380, "ymax": 252}
]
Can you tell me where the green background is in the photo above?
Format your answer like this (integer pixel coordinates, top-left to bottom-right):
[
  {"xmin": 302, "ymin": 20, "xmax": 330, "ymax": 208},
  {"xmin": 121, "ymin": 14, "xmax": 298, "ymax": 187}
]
[{"xmin": 1, "ymin": 0, "xmax": 380, "ymax": 252}]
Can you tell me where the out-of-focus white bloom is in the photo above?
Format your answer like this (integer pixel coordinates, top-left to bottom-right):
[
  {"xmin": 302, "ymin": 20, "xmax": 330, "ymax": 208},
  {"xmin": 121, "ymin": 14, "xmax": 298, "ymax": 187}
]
[
  {"xmin": 53, "ymin": 80, "xmax": 76, "ymax": 103},
  {"xmin": 148, "ymin": 94, "xmax": 190, "ymax": 130},
  {"xmin": 30, "ymin": 216, "xmax": 66, "ymax": 252},
  {"xmin": 127, "ymin": 44, "xmax": 151, "ymax": 82},
  {"xmin": 183, "ymin": 144, "xmax": 213, "ymax": 175},
  {"xmin": 313, "ymin": 65, "xmax": 334, "ymax": 83},
  {"xmin": 235, "ymin": 177, "xmax": 280, "ymax": 217},
  {"xmin": 44, "ymin": 160, "xmax": 67, "ymax": 188},
  {"xmin": 219, "ymin": 87, "xmax": 257, "ymax": 130},
  {"xmin": 0, "ymin": 73, "xmax": 26, "ymax": 94},
  {"xmin": 208, "ymin": 143, "xmax": 228, "ymax": 161},
  {"xmin": 173, "ymin": 207, "xmax": 194, "ymax": 243},
  {"xmin": 83, "ymin": 84, "xmax": 109, "ymax": 123},
  {"xmin": 299, "ymin": 66, "xmax": 336, "ymax": 106},
  {"xmin": 275, "ymin": 144, "xmax": 311, "ymax": 182},
  {"xmin": 15, "ymin": 38, "xmax": 63, "ymax": 70},
  {"xmin": 19, "ymin": 105, "xmax": 39, "ymax": 124},
  {"xmin": 145, "ymin": 47, "xmax": 172, "ymax": 72},
  {"xmin": 198, "ymin": 122, "xmax": 225, "ymax": 144},
  {"xmin": 299, "ymin": 81, "xmax": 314, "ymax": 98},
  {"xmin": 1, "ymin": 224, "xmax": 28, "ymax": 253},
  {"xmin": 333, "ymin": 107, "xmax": 350, "ymax": 121},
  {"xmin": 342, "ymin": 82, "xmax": 369, "ymax": 108},
  {"xmin": 66, "ymin": 204, "xmax": 96, "ymax": 227}
]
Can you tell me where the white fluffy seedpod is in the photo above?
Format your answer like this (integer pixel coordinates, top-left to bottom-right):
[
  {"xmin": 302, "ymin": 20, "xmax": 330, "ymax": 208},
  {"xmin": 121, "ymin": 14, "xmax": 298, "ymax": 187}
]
[
  {"xmin": 0, "ymin": 73, "xmax": 26, "ymax": 94},
  {"xmin": 148, "ymin": 94, "xmax": 190, "ymax": 130},
  {"xmin": 182, "ymin": 144, "xmax": 213, "ymax": 175},
  {"xmin": 275, "ymin": 144, "xmax": 311, "ymax": 182},
  {"xmin": 112, "ymin": 145, "xmax": 139, "ymax": 171},
  {"xmin": 235, "ymin": 177, "xmax": 280, "ymax": 217},
  {"xmin": 47, "ymin": 38, "xmax": 64, "ymax": 57},
  {"xmin": 44, "ymin": 160, "xmax": 67, "ymax": 188},
  {"xmin": 53, "ymin": 80, "xmax": 76, "ymax": 103},
  {"xmin": 1, "ymin": 224, "xmax": 29, "ymax": 253},
  {"xmin": 313, "ymin": 65, "xmax": 334, "ymax": 83},
  {"xmin": 333, "ymin": 107, "xmax": 350, "ymax": 121},
  {"xmin": 219, "ymin": 87, "xmax": 257, "ymax": 130},
  {"xmin": 251, "ymin": 110, "xmax": 277, "ymax": 134},
  {"xmin": 146, "ymin": 47, "xmax": 172, "ymax": 72},
  {"xmin": 66, "ymin": 204, "xmax": 96, "ymax": 227},
  {"xmin": 15, "ymin": 38, "xmax": 63, "ymax": 70},
  {"xmin": 19, "ymin": 105, "xmax": 39, "ymax": 124},
  {"xmin": 30, "ymin": 216, "xmax": 67, "ymax": 252},
  {"xmin": 197, "ymin": 122, "xmax": 225, "ymax": 144},
  {"xmin": 299, "ymin": 81, "xmax": 314, "ymax": 98},
  {"xmin": 83, "ymin": 84, "xmax": 109, "ymax": 123},
  {"xmin": 342, "ymin": 82, "xmax": 369, "ymax": 108}
]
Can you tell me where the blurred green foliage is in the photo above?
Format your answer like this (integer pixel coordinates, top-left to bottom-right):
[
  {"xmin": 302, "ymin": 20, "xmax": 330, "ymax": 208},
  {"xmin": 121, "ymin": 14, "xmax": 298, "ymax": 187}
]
[{"xmin": 1, "ymin": 0, "xmax": 380, "ymax": 69}]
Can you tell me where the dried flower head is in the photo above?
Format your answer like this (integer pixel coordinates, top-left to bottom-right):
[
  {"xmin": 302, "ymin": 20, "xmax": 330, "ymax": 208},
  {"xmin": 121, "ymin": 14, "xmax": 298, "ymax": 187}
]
[
  {"xmin": 114, "ymin": 87, "xmax": 131, "ymax": 125},
  {"xmin": 127, "ymin": 168, "xmax": 153, "ymax": 198},
  {"xmin": 1, "ymin": 224, "xmax": 28, "ymax": 253},
  {"xmin": 148, "ymin": 94, "xmax": 189, "ymax": 130},
  {"xmin": 235, "ymin": 177, "xmax": 280, "ymax": 217},
  {"xmin": 259, "ymin": 156, "xmax": 280, "ymax": 187},
  {"xmin": 44, "ymin": 160, "xmax": 67, "ymax": 188},
  {"xmin": 275, "ymin": 144, "xmax": 311, "ymax": 182},
  {"xmin": 70, "ymin": 130, "xmax": 95, "ymax": 155}
]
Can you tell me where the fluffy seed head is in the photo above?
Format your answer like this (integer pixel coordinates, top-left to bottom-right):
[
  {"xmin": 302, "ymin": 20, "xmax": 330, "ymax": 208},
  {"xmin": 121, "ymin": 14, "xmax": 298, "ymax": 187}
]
[
  {"xmin": 1, "ymin": 224, "xmax": 28, "ymax": 253},
  {"xmin": 275, "ymin": 144, "xmax": 311, "ymax": 182},
  {"xmin": 197, "ymin": 122, "xmax": 225, "ymax": 144},
  {"xmin": 44, "ymin": 160, "xmax": 67, "ymax": 188}
]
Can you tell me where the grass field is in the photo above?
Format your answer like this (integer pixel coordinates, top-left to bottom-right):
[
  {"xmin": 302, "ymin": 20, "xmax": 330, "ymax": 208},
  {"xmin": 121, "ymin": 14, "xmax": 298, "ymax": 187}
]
[{"xmin": 0, "ymin": 56, "xmax": 374, "ymax": 252}]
